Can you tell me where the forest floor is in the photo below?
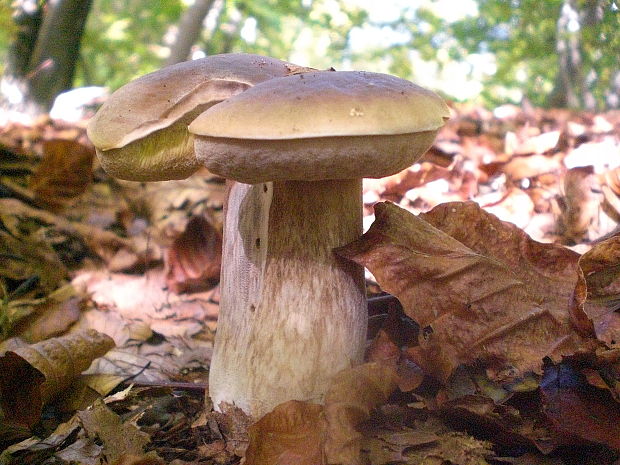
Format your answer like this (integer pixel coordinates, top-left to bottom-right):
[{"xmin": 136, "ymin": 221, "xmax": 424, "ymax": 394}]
[{"xmin": 0, "ymin": 101, "xmax": 619, "ymax": 465}]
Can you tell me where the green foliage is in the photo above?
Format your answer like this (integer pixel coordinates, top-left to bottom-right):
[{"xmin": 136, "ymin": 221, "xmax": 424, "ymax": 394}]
[
  {"xmin": 0, "ymin": 0, "xmax": 17, "ymax": 74},
  {"xmin": 77, "ymin": 0, "xmax": 184, "ymax": 89},
  {"xmin": 385, "ymin": 0, "xmax": 618, "ymax": 108},
  {"xmin": 1, "ymin": 0, "xmax": 617, "ymax": 108}
]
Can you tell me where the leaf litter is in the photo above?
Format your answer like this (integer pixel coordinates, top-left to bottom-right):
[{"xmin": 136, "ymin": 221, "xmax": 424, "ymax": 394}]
[{"xmin": 1, "ymin": 103, "xmax": 620, "ymax": 464}]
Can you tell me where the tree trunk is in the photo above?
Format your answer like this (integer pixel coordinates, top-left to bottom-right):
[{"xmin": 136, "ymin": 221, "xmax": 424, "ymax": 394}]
[
  {"xmin": 5, "ymin": 0, "xmax": 43, "ymax": 79},
  {"xmin": 165, "ymin": 0, "xmax": 216, "ymax": 66},
  {"xmin": 26, "ymin": 0, "xmax": 93, "ymax": 110},
  {"xmin": 549, "ymin": 0, "xmax": 596, "ymax": 110}
]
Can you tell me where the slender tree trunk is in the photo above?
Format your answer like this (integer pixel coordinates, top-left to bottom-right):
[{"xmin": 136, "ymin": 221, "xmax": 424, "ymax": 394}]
[
  {"xmin": 27, "ymin": 0, "xmax": 93, "ymax": 110},
  {"xmin": 549, "ymin": 0, "xmax": 596, "ymax": 110},
  {"xmin": 165, "ymin": 0, "xmax": 217, "ymax": 66},
  {"xmin": 5, "ymin": 0, "xmax": 43, "ymax": 79}
]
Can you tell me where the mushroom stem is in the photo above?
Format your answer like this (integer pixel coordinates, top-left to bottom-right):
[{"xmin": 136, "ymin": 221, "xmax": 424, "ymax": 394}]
[{"xmin": 210, "ymin": 179, "xmax": 367, "ymax": 418}]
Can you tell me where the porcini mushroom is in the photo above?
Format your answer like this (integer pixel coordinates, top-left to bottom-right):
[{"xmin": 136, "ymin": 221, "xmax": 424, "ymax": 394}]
[
  {"xmin": 189, "ymin": 70, "xmax": 450, "ymax": 418},
  {"xmin": 86, "ymin": 53, "xmax": 303, "ymax": 181}
]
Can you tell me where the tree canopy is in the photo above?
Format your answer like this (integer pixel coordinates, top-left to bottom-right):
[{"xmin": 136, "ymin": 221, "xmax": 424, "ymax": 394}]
[{"xmin": 1, "ymin": 0, "xmax": 618, "ymax": 110}]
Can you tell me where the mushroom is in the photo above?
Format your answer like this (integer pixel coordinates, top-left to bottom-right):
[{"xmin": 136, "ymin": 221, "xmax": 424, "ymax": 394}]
[
  {"xmin": 86, "ymin": 53, "xmax": 304, "ymax": 181},
  {"xmin": 188, "ymin": 70, "xmax": 450, "ymax": 418}
]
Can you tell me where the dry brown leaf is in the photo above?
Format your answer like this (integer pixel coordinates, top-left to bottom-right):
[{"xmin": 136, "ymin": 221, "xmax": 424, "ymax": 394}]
[
  {"xmin": 79, "ymin": 398, "xmax": 150, "ymax": 464},
  {"xmin": 559, "ymin": 166, "xmax": 601, "ymax": 244},
  {"xmin": 364, "ymin": 417, "xmax": 493, "ymax": 465},
  {"xmin": 337, "ymin": 202, "xmax": 594, "ymax": 383},
  {"xmin": 165, "ymin": 215, "xmax": 222, "ymax": 293},
  {"xmin": 495, "ymin": 452, "xmax": 564, "ymax": 465},
  {"xmin": 207, "ymin": 403, "xmax": 252, "ymax": 458},
  {"xmin": 244, "ymin": 363, "xmax": 397, "ymax": 465},
  {"xmin": 245, "ymin": 401, "xmax": 325, "ymax": 465},
  {"xmin": 29, "ymin": 138, "xmax": 95, "ymax": 211},
  {"xmin": 540, "ymin": 363, "xmax": 620, "ymax": 451},
  {"xmin": 365, "ymin": 309, "xmax": 423, "ymax": 392},
  {"xmin": 111, "ymin": 452, "xmax": 165, "ymax": 465},
  {"xmin": 285, "ymin": 64, "xmax": 319, "ymax": 75},
  {"xmin": 578, "ymin": 235, "xmax": 620, "ymax": 301},
  {"xmin": 0, "ymin": 197, "xmax": 144, "ymax": 268},
  {"xmin": 0, "ymin": 415, "xmax": 82, "ymax": 463},
  {"xmin": 363, "ymin": 427, "xmax": 439, "ymax": 464},
  {"xmin": 8, "ymin": 284, "xmax": 82, "ymax": 343},
  {"xmin": 0, "ymin": 351, "xmax": 45, "ymax": 427},
  {"xmin": 0, "ymin": 329, "xmax": 114, "ymax": 426},
  {"xmin": 0, "ymin": 209, "xmax": 68, "ymax": 295},
  {"xmin": 324, "ymin": 362, "xmax": 398, "ymax": 465},
  {"xmin": 376, "ymin": 163, "xmax": 451, "ymax": 198},
  {"xmin": 502, "ymin": 154, "xmax": 562, "ymax": 180},
  {"xmin": 504, "ymin": 130, "xmax": 561, "ymax": 156},
  {"xmin": 571, "ymin": 235, "xmax": 620, "ymax": 346}
]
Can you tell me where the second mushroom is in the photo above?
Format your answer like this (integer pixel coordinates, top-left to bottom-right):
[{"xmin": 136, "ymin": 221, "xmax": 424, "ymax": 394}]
[{"xmin": 189, "ymin": 70, "xmax": 449, "ymax": 418}]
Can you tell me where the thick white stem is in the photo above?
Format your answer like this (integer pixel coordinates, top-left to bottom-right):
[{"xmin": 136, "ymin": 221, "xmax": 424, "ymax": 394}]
[{"xmin": 209, "ymin": 179, "xmax": 367, "ymax": 418}]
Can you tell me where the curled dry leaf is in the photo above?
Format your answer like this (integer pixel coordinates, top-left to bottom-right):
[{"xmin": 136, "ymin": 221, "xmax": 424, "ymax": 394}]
[
  {"xmin": 165, "ymin": 215, "xmax": 222, "ymax": 293},
  {"xmin": 540, "ymin": 363, "xmax": 620, "ymax": 451},
  {"xmin": 245, "ymin": 363, "xmax": 397, "ymax": 465},
  {"xmin": 559, "ymin": 166, "xmax": 600, "ymax": 244},
  {"xmin": 324, "ymin": 362, "xmax": 398, "ymax": 465},
  {"xmin": 571, "ymin": 234, "xmax": 620, "ymax": 346},
  {"xmin": 245, "ymin": 401, "xmax": 325, "ymax": 465},
  {"xmin": 29, "ymin": 138, "xmax": 95, "ymax": 212},
  {"xmin": 337, "ymin": 202, "xmax": 595, "ymax": 384},
  {"xmin": 0, "ymin": 329, "xmax": 114, "ymax": 426}
]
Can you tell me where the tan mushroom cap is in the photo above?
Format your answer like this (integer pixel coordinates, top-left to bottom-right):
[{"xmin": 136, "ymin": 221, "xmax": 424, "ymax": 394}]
[
  {"xmin": 189, "ymin": 71, "xmax": 450, "ymax": 183},
  {"xmin": 87, "ymin": 53, "xmax": 302, "ymax": 181}
]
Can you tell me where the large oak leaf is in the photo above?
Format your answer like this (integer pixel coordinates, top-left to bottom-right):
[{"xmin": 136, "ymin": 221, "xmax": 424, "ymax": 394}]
[{"xmin": 336, "ymin": 202, "xmax": 595, "ymax": 383}]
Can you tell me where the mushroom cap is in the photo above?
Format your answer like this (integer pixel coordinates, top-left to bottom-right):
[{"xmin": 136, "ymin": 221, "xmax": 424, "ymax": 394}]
[
  {"xmin": 189, "ymin": 70, "xmax": 450, "ymax": 183},
  {"xmin": 87, "ymin": 53, "xmax": 301, "ymax": 181}
]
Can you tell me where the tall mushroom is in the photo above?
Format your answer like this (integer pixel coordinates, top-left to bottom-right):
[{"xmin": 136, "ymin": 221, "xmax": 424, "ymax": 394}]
[
  {"xmin": 86, "ymin": 53, "xmax": 304, "ymax": 181},
  {"xmin": 189, "ymin": 70, "xmax": 450, "ymax": 418}
]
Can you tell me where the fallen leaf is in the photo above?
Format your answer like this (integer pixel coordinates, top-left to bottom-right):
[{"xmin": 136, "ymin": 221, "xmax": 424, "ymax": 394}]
[
  {"xmin": 8, "ymin": 284, "xmax": 82, "ymax": 343},
  {"xmin": 79, "ymin": 398, "xmax": 150, "ymax": 464},
  {"xmin": 0, "ymin": 415, "xmax": 81, "ymax": 464},
  {"xmin": 244, "ymin": 363, "xmax": 397, "ymax": 465},
  {"xmin": 29, "ymin": 138, "xmax": 94, "ymax": 211},
  {"xmin": 245, "ymin": 401, "xmax": 325, "ymax": 465},
  {"xmin": 363, "ymin": 417, "xmax": 493, "ymax": 465},
  {"xmin": 110, "ymin": 452, "xmax": 165, "ymax": 465},
  {"xmin": 540, "ymin": 362, "xmax": 620, "ymax": 451},
  {"xmin": 165, "ymin": 215, "xmax": 222, "ymax": 293},
  {"xmin": 494, "ymin": 452, "xmax": 563, "ymax": 465},
  {"xmin": 207, "ymin": 403, "xmax": 252, "ymax": 458},
  {"xmin": 571, "ymin": 235, "xmax": 620, "ymax": 345},
  {"xmin": 54, "ymin": 438, "xmax": 103, "ymax": 465},
  {"xmin": 0, "ymin": 351, "xmax": 45, "ymax": 428},
  {"xmin": 505, "ymin": 130, "xmax": 561, "ymax": 156},
  {"xmin": 502, "ymin": 154, "xmax": 561, "ymax": 180},
  {"xmin": 0, "ymin": 329, "xmax": 114, "ymax": 426},
  {"xmin": 337, "ymin": 202, "xmax": 594, "ymax": 383},
  {"xmin": 0, "ymin": 209, "xmax": 68, "ymax": 296},
  {"xmin": 559, "ymin": 166, "xmax": 601, "ymax": 244},
  {"xmin": 324, "ymin": 362, "xmax": 398, "ymax": 465}
]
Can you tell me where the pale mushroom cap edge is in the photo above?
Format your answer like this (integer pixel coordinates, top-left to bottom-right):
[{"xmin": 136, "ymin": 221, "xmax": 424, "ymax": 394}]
[{"xmin": 87, "ymin": 53, "xmax": 300, "ymax": 151}]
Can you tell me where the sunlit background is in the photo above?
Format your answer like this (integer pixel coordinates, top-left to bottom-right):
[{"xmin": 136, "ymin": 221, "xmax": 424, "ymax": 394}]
[{"xmin": 1, "ymin": 0, "xmax": 617, "ymax": 120}]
